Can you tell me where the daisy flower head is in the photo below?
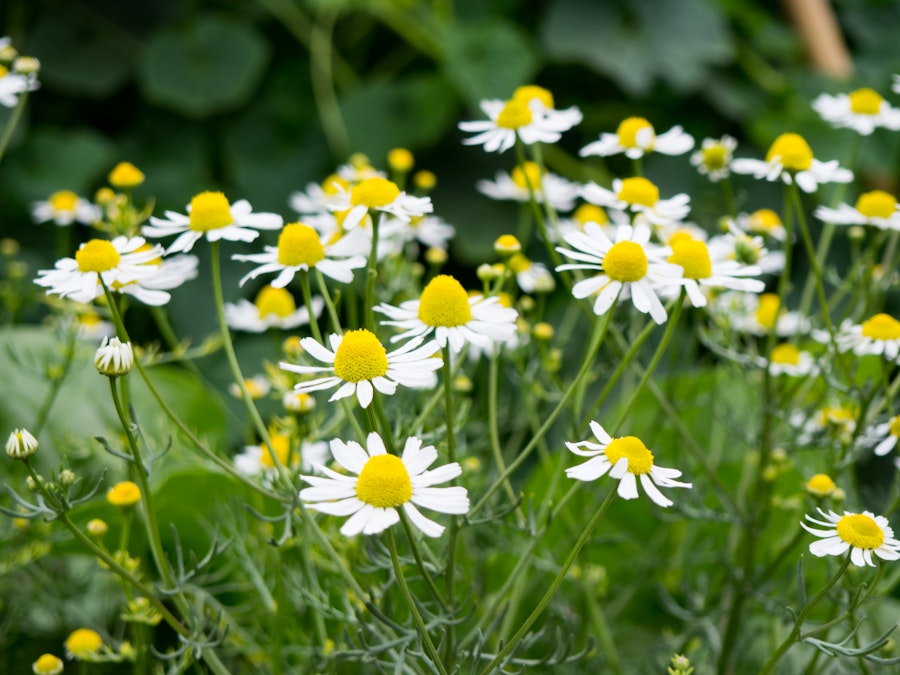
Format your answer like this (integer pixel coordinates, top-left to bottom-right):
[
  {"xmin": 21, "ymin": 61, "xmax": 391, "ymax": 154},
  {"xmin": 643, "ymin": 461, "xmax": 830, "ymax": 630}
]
[
  {"xmin": 802, "ymin": 507, "xmax": 900, "ymax": 567},
  {"xmin": 555, "ymin": 222, "xmax": 684, "ymax": 325},
  {"xmin": 510, "ymin": 84, "xmax": 582, "ymax": 134},
  {"xmin": 815, "ymin": 190, "xmax": 900, "ymax": 231},
  {"xmin": 812, "ymin": 87, "xmax": 900, "ymax": 135},
  {"xmin": 6, "ymin": 427, "xmax": 38, "ymax": 460},
  {"xmin": 507, "ymin": 254, "xmax": 555, "ymax": 294},
  {"xmin": 581, "ymin": 177, "xmax": 691, "ymax": 226},
  {"xmin": 717, "ymin": 291, "xmax": 810, "ymax": 337},
  {"xmin": 735, "ymin": 208, "xmax": 787, "ymax": 241},
  {"xmin": 791, "ymin": 403, "xmax": 858, "ymax": 446},
  {"xmin": 806, "ymin": 473, "xmax": 837, "ymax": 498},
  {"xmin": 565, "ymin": 421, "xmax": 692, "ymax": 507},
  {"xmin": 379, "ymin": 213, "xmax": 456, "ymax": 254},
  {"xmin": 142, "ymin": 191, "xmax": 283, "ymax": 254},
  {"xmin": 225, "ymin": 284, "xmax": 323, "ymax": 333},
  {"xmin": 289, "ymin": 174, "xmax": 351, "ymax": 216},
  {"xmin": 110, "ymin": 249, "xmax": 199, "ymax": 306},
  {"xmin": 327, "ymin": 176, "xmax": 432, "ymax": 231},
  {"xmin": 0, "ymin": 60, "xmax": 39, "ymax": 108},
  {"xmin": 828, "ymin": 313, "xmax": 900, "ymax": 360},
  {"xmin": 235, "ymin": 434, "xmax": 329, "ymax": 480},
  {"xmin": 94, "ymin": 336, "xmax": 134, "ymax": 377},
  {"xmin": 690, "ymin": 135, "xmax": 737, "ymax": 181},
  {"xmin": 281, "ymin": 329, "xmax": 441, "ymax": 408},
  {"xmin": 580, "ymin": 116, "xmax": 694, "ymax": 160},
  {"xmin": 476, "ymin": 161, "xmax": 580, "ymax": 212},
  {"xmin": 31, "ymin": 190, "xmax": 100, "ymax": 226},
  {"xmin": 764, "ymin": 343, "xmax": 817, "ymax": 377},
  {"xmin": 730, "ymin": 132, "xmax": 853, "ymax": 193},
  {"xmin": 375, "ymin": 274, "xmax": 519, "ymax": 353},
  {"xmin": 299, "ymin": 431, "xmax": 469, "ymax": 537},
  {"xmin": 863, "ymin": 415, "xmax": 900, "ymax": 457}
]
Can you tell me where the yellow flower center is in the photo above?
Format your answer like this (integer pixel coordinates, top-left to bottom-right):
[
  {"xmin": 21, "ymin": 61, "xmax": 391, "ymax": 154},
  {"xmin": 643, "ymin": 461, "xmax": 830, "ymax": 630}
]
[
  {"xmin": 861, "ymin": 313, "xmax": 900, "ymax": 341},
  {"xmin": 616, "ymin": 117, "xmax": 655, "ymax": 149},
  {"xmin": 189, "ymin": 191, "xmax": 233, "ymax": 232},
  {"xmin": 49, "ymin": 190, "xmax": 78, "ymax": 213},
  {"xmin": 702, "ymin": 144, "xmax": 728, "ymax": 170},
  {"xmin": 668, "ymin": 239, "xmax": 712, "ymax": 280},
  {"xmin": 806, "ymin": 473, "xmax": 836, "ymax": 496},
  {"xmin": 495, "ymin": 234, "xmax": 521, "ymax": 253},
  {"xmin": 836, "ymin": 513, "xmax": 884, "ymax": 550},
  {"xmin": 765, "ymin": 133, "xmax": 813, "ymax": 171},
  {"xmin": 890, "ymin": 415, "xmax": 900, "ymax": 438},
  {"xmin": 76, "ymin": 239, "xmax": 121, "ymax": 273},
  {"xmin": 496, "ymin": 99, "xmax": 533, "ymax": 129},
  {"xmin": 277, "ymin": 222, "xmax": 326, "ymax": 268},
  {"xmin": 574, "ymin": 203, "xmax": 608, "ymax": 225},
  {"xmin": 604, "ymin": 436, "xmax": 654, "ymax": 475},
  {"xmin": 511, "ymin": 162, "xmax": 543, "ymax": 190},
  {"xmin": 507, "ymin": 253, "xmax": 532, "ymax": 274},
  {"xmin": 849, "ymin": 87, "xmax": 883, "ymax": 115},
  {"xmin": 387, "ymin": 148, "xmax": 414, "ymax": 172},
  {"xmin": 321, "ymin": 173, "xmax": 349, "ymax": 195},
  {"xmin": 513, "ymin": 84, "xmax": 554, "ymax": 108},
  {"xmin": 32, "ymin": 654, "xmax": 63, "ymax": 675},
  {"xmin": 108, "ymin": 162, "xmax": 145, "ymax": 188},
  {"xmin": 350, "ymin": 177, "xmax": 401, "ymax": 208},
  {"xmin": 355, "ymin": 454, "xmax": 412, "ymax": 508},
  {"xmin": 254, "ymin": 285, "xmax": 296, "ymax": 318},
  {"xmin": 107, "ymin": 480, "xmax": 141, "ymax": 507},
  {"xmin": 819, "ymin": 405, "xmax": 856, "ymax": 427},
  {"xmin": 755, "ymin": 294, "xmax": 781, "ymax": 330},
  {"xmin": 417, "ymin": 274, "xmax": 473, "ymax": 327},
  {"xmin": 0, "ymin": 65, "xmax": 7, "ymax": 79},
  {"xmin": 603, "ymin": 241, "xmax": 648, "ymax": 282},
  {"xmin": 65, "ymin": 629, "xmax": 103, "ymax": 658},
  {"xmin": 260, "ymin": 435, "xmax": 291, "ymax": 469},
  {"xmin": 770, "ymin": 343, "xmax": 800, "ymax": 365},
  {"xmin": 332, "ymin": 329, "xmax": 389, "ymax": 382},
  {"xmin": 749, "ymin": 208, "xmax": 782, "ymax": 233},
  {"xmin": 855, "ymin": 190, "xmax": 897, "ymax": 219},
  {"xmin": 617, "ymin": 177, "xmax": 659, "ymax": 207}
]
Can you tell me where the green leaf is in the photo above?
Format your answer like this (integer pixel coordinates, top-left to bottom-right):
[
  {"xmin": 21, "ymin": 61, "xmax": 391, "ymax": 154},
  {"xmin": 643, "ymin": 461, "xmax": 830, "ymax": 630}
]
[{"xmin": 139, "ymin": 14, "xmax": 270, "ymax": 118}]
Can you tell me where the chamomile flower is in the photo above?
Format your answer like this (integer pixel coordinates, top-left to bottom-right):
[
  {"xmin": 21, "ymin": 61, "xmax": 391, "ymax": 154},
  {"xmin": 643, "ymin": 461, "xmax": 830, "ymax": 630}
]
[
  {"xmin": 375, "ymin": 274, "xmax": 519, "ymax": 353},
  {"xmin": 326, "ymin": 177, "xmax": 432, "ymax": 231},
  {"xmin": 507, "ymin": 254, "xmax": 555, "ymax": 293},
  {"xmin": 225, "ymin": 284, "xmax": 322, "ymax": 333},
  {"xmin": 555, "ymin": 222, "xmax": 684, "ymax": 325},
  {"xmin": 814, "ymin": 190, "xmax": 900, "ymax": 231},
  {"xmin": 112, "ymin": 250, "xmax": 199, "ymax": 306},
  {"xmin": 31, "ymin": 191, "xmax": 100, "ymax": 226},
  {"xmin": 233, "ymin": 222, "xmax": 368, "ymax": 287},
  {"xmin": 380, "ymin": 214, "xmax": 456, "ymax": 252},
  {"xmin": 734, "ymin": 208, "xmax": 787, "ymax": 241},
  {"xmin": 801, "ymin": 508, "xmax": 900, "ymax": 567},
  {"xmin": 142, "ymin": 191, "xmax": 282, "ymax": 254},
  {"xmin": 715, "ymin": 292, "xmax": 810, "ymax": 336},
  {"xmin": 476, "ymin": 162, "xmax": 580, "ymax": 211},
  {"xmin": 580, "ymin": 116, "xmax": 694, "ymax": 160},
  {"xmin": 690, "ymin": 135, "xmax": 737, "ymax": 181},
  {"xmin": 281, "ymin": 329, "xmax": 441, "ymax": 408},
  {"xmin": 64, "ymin": 628, "xmax": 103, "ymax": 660},
  {"xmin": 581, "ymin": 177, "xmax": 691, "ymax": 226},
  {"xmin": 565, "ymin": 421, "xmax": 692, "ymax": 507},
  {"xmin": 228, "ymin": 376, "xmax": 271, "ymax": 400},
  {"xmin": 827, "ymin": 314, "xmax": 900, "ymax": 360},
  {"xmin": 510, "ymin": 84, "xmax": 582, "ymax": 133},
  {"xmin": 6, "ymin": 427, "xmax": 38, "ymax": 460},
  {"xmin": 764, "ymin": 343, "xmax": 817, "ymax": 377},
  {"xmin": 94, "ymin": 337, "xmax": 134, "ymax": 377},
  {"xmin": 458, "ymin": 94, "xmax": 581, "ymax": 154},
  {"xmin": 555, "ymin": 203, "xmax": 628, "ymax": 243},
  {"xmin": 863, "ymin": 416, "xmax": 900, "ymax": 457},
  {"xmin": 235, "ymin": 434, "xmax": 329, "ymax": 478},
  {"xmin": 731, "ymin": 132, "xmax": 853, "ymax": 193},
  {"xmin": 289, "ymin": 174, "xmax": 351, "ymax": 216},
  {"xmin": 299, "ymin": 431, "xmax": 469, "ymax": 537},
  {"xmin": 0, "ymin": 61, "xmax": 38, "ymax": 108},
  {"xmin": 792, "ymin": 403, "xmax": 858, "ymax": 446},
  {"xmin": 812, "ymin": 88, "xmax": 900, "ymax": 135},
  {"xmin": 663, "ymin": 235, "xmax": 764, "ymax": 307}
]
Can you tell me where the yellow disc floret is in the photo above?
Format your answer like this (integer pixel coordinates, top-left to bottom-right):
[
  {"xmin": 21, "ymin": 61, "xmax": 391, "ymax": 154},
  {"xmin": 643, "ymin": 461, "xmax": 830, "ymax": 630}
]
[
  {"xmin": 189, "ymin": 192, "xmax": 233, "ymax": 232},
  {"xmin": 749, "ymin": 209, "xmax": 783, "ymax": 233},
  {"xmin": 770, "ymin": 343, "xmax": 800, "ymax": 365},
  {"xmin": 513, "ymin": 85, "xmax": 554, "ymax": 109},
  {"xmin": 603, "ymin": 241, "xmax": 648, "ymax": 282},
  {"xmin": 76, "ymin": 240, "xmax": 121, "ymax": 273},
  {"xmin": 49, "ymin": 190, "xmax": 78, "ymax": 213},
  {"xmin": 574, "ymin": 203, "xmax": 608, "ymax": 225},
  {"xmin": 333, "ymin": 329, "xmax": 389, "ymax": 382},
  {"xmin": 511, "ymin": 162, "xmax": 543, "ymax": 190},
  {"xmin": 755, "ymin": 293, "xmax": 781, "ymax": 330},
  {"xmin": 765, "ymin": 133, "xmax": 813, "ymax": 171},
  {"xmin": 861, "ymin": 313, "xmax": 900, "ymax": 341},
  {"xmin": 108, "ymin": 162, "xmax": 145, "ymax": 189},
  {"xmin": 65, "ymin": 628, "xmax": 103, "ymax": 659},
  {"xmin": 616, "ymin": 117, "xmax": 655, "ymax": 149},
  {"xmin": 856, "ymin": 190, "xmax": 897, "ymax": 219},
  {"xmin": 702, "ymin": 143, "xmax": 728, "ymax": 171},
  {"xmin": 32, "ymin": 654, "xmax": 64, "ymax": 675},
  {"xmin": 255, "ymin": 285, "xmax": 297, "ymax": 318},
  {"xmin": 496, "ymin": 99, "xmax": 533, "ymax": 129},
  {"xmin": 260, "ymin": 435, "xmax": 292, "ymax": 469},
  {"xmin": 321, "ymin": 173, "xmax": 349, "ymax": 195},
  {"xmin": 836, "ymin": 513, "xmax": 884, "ymax": 550},
  {"xmin": 806, "ymin": 473, "xmax": 836, "ymax": 497},
  {"xmin": 617, "ymin": 177, "xmax": 659, "ymax": 207},
  {"xmin": 890, "ymin": 415, "xmax": 900, "ymax": 438},
  {"xmin": 849, "ymin": 87, "xmax": 883, "ymax": 115},
  {"xmin": 604, "ymin": 436, "xmax": 654, "ymax": 475},
  {"xmin": 107, "ymin": 481, "xmax": 141, "ymax": 507},
  {"xmin": 417, "ymin": 274, "xmax": 473, "ymax": 327},
  {"xmin": 355, "ymin": 454, "xmax": 412, "ymax": 507},
  {"xmin": 387, "ymin": 148, "xmax": 414, "ymax": 173},
  {"xmin": 507, "ymin": 253, "xmax": 532, "ymax": 274},
  {"xmin": 668, "ymin": 239, "xmax": 712, "ymax": 280},
  {"xmin": 350, "ymin": 177, "xmax": 401, "ymax": 208},
  {"xmin": 277, "ymin": 223, "xmax": 326, "ymax": 268}
]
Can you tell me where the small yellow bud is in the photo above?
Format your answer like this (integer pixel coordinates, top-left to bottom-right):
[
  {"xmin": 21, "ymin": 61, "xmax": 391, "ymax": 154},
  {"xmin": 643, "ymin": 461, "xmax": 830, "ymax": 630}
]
[
  {"xmin": 387, "ymin": 148, "xmax": 414, "ymax": 173},
  {"xmin": 476, "ymin": 263, "xmax": 497, "ymax": 281},
  {"xmin": 13, "ymin": 56, "xmax": 40, "ymax": 75},
  {"xmin": 87, "ymin": 519, "xmax": 109, "ymax": 537},
  {"xmin": 453, "ymin": 375, "xmax": 473, "ymax": 393},
  {"xmin": 64, "ymin": 628, "xmax": 103, "ymax": 659},
  {"xmin": 533, "ymin": 322, "xmax": 554, "ymax": 341},
  {"xmin": 58, "ymin": 469, "xmax": 76, "ymax": 486},
  {"xmin": 0, "ymin": 238, "xmax": 20, "ymax": 256},
  {"xmin": 847, "ymin": 225, "xmax": 866, "ymax": 242},
  {"xmin": 424, "ymin": 246, "xmax": 448, "ymax": 265},
  {"xmin": 805, "ymin": 473, "xmax": 836, "ymax": 497},
  {"xmin": 108, "ymin": 162, "xmax": 145, "ymax": 189},
  {"xmin": 107, "ymin": 481, "xmax": 141, "ymax": 507},
  {"xmin": 32, "ymin": 653, "xmax": 63, "ymax": 675},
  {"xmin": 94, "ymin": 187, "xmax": 116, "ymax": 205},
  {"xmin": 494, "ymin": 234, "xmax": 521, "ymax": 255},
  {"xmin": 413, "ymin": 170, "xmax": 437, "ymax": 191}
]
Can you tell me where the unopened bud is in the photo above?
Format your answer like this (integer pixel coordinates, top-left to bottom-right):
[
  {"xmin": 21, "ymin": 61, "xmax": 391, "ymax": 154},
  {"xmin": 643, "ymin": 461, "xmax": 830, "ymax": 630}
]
[{"xmin": 6, "ymin": 428, "xmax": 38, "ymax": 460}]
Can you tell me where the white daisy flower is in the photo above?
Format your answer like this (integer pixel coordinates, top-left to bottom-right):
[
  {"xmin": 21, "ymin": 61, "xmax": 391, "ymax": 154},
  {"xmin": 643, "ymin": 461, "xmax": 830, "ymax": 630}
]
[
  {"xmin": 764, "ymin": 343, "xmax": 817, "ymax": 377},
  {"xmin": 458, "ymin": 94, "xmax": 581, "ymax": 154},
  {"xmin": 375, "ymin": 274, "xmax": 519, "ymax": 354},
  {"xmin": 476, "ymin": 161, "xmax": 580, "ymax": 212},
  {"xmin": 862, "ymin": 416, "xmax": 900, "ymax": 457},
  {"xmin": 228, "ymin": 375, "xmax": 271, "ymax": 401},
  {"xmin": 142, "ymin": 191, "xmax": 283, "ymax": 254},
  {"xmin": 233, "ymin": 221, "xmax": 368, "ymax": 288},
  {"xmin": 812, "ymin": 87, "xmax": 900, "ymax": 135},
  {"xmin": 289, "ymin": 174, "xmax": 351, "ymax": 216},
  {"xmin": 94, "ymin": 336, "xmax": 134, "ymax": 376},
  {"xmin": 225, "ymin": 284, "xmax": 322, "ymax": 333},
  {"xmin": 299, "ymin": 431, "xmax": 469, "ymax": 537},
  {"xmin": 713, "ymin": 291, "xmax": 810, "ymax": 337},
  {"xmin": 565, "ymin": 421, "xmax": 692, "ymax": 507},
  {"xmin": 555, "ymin": 222, "xmax": 684, "ymax": 325},
  {"xmin": 580, "ymin": 116, "xmax": 694, "ymax": 160},
  {"xmin": 111, "ymin": 250, "xmax": 199, "ymax": 306},
  {"xmin": 690, "ymin": 135, "xmax": 737, "ymax": 182},
  {"xmin": 555, "ymin": 202, "xmax": 629, "ymax": 243},
  {"xmin": 815, "ymin": 189, "xmax": 900, "ymax": 231},
  {"xmin": 825, "ymin": 314, "xmax": 900, "ymax": 360},
  {"xmin": 791, "ymin": 403, "xmax": 858, "ymax": 447},
  {"xmin": 731, "ymin": 132, "xmax": 853, "ymax": 193},
  {"xmin": 31, "ymin": 191, "xmax": 100, "ymax": 226},
  {"xmin": 662, "ymin": 235, "xmax": 764, "ymax": 307},
  {"xmin": 509, "ymin": 84, "xmax": 583, "ymax": 135},
  {"xmin": 506, "ymin": 254, "xmax": 555, "ymax": 293},
  {"xmin": 281, "ymin": 329, "xmax": 441, "ymax": 408},
  {"xmin": 581, "ymin": 177, "xmax": 690, "ymax": 226},
  {"xmin": 380, "ymin": 213, "xmax": 456, "ymax": 254},
  {"xmin": 6, "ymin": 427, "xmax": 38, "ymax": 460},
  {"xmin": 326, "ymin": 177, "xmax": 432, "ymax": 232},
  {"xmin": 0, "ymin": 61, "xmax": 38, "ymax": 108},
  {"xmin": 282, "ymin": 390, "xmax": 316, "ymax": 413},
  {"xmin": 235, "ymin": 434, "xmax": 329, "ymax": 479},
  {"xmin": 733, "ymin": 208, "xmax": 787, "ymax": 241},
  {"xmin": 802, "ymin": 507, "xmax": 900, "ymax": 567}
]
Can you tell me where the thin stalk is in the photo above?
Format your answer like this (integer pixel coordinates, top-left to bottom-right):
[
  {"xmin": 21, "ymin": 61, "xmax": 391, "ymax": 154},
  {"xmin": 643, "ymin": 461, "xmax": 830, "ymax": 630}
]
[
  {"xmin": 399, "ymin": 510, "xmax": 448, "ymax": 611},
  {"xmin": 0, "ymin": 89, "xmax": 29, "ymax": 165},
  {"xmin": 514, "ymin": 138, "xmax": 564, "ymax": 272},
  {"xmin": 363, "ymin": 212, "xmax": 381, "ymax": 331},
  {"xmin": 298, "ymin": 270, "xmax": 322, "ymax": 343},
  {"xmin": 488, "ymin": 349, "xmax": 525, "ymax": 525},
  {"xmin": 441, "ymin": 343, "xmax": 460, "ymax": 665},
  {"xmin": 33, "ymin": 320, "xmax": 78, "ymax": 435},
  {"xmin": 314, "ymin": 269, "xmax": 343, "ymax": 334}
]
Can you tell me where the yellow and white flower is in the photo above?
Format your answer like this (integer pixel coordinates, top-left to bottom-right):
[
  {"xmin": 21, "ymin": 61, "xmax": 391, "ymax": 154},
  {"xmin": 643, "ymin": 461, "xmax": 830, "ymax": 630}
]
[
  {"xmin": 863, "ymin": 416, "xmax": 900, "ymax": 457},
  {"xmin": 0, "ymin": 60, "xmax": 38, "ymax": 108},
  {"xmin": 235, "ymin": 434, "xmax": 329, "ymax": 478},
  {"xmin": 6, "ymin": 427, "xmax": 38, "ymax": 460},
  {"xmin": 802, "ymin": 507, "xmax": 900, "ymax": 567},
  {"xmin": 733, "ymin": 208, "xmax": 787, "ymax": 241},
  {"xmin": 814, "ymin": 190, "xmax": 900, "ymax": 231},
  {"xmin": 812, "ymin": 88, "xmax": 900, "ymax": 135},
  {"xmin": 31, "ymin": 190, "xmax": 100, "ymax": 226},
  {"xmin": 690, "ymin": 135, "xmax": 737, "ymax": 182},
  {"xmin": 289, "ymin": 174, "xmax": 352, "ymax": 216},
  {"xmin": 555, "ymin": 222, "xmax": 684, "ymax": 325},
  {"xmin": 94, "ymin": 337, "xmax": 134, "ymax": 376},
  {"xmin": 712, "ymin": 291, "xmax": 810, "ymax": 337},
  {"xmin": 326, "ymin": 176, "xmax": 432, "ymax": 231},
  {"xmin": 225, "ymin": 284, "xmax": 322, "ymax": 333},
  {"xmin": 379, "ymin": 214, "xmax": 456, "ymax": 253},
  {"xmin": 476, "ymin": 162, "xmax": 580, "ymax": 211},
  {"xmin": 565, "ymin": 421, "xmax": 692, "ymax": 507},
  {"xmin": 507, "ymin": 254, "xmax": 555, "ymax": 294},
  {"xmin": 731, "ymin": 132, "xmax": 853, "ymax": 193},
  {"xmin": 826, "ymin": 314, "xmax": 900, "ymax": 360},
  {"xmin": 580, "ymin": 116, "xmax": 694, "ymax": 160},
  {"xmin": 581, "ymin": 177, "xmax": 690, "ymax": 226},
  {"xmin": 459, "ymin": 93, "xmax": 581, "ymax": 154},
  {"xmin": 763, "ymin": 343, "xmax": 817, "ymax": 377},
  {"xmin": 113, "ymin": 251, "xmax": 199, "ymax": 306},
  {"xmin": 299, "ymin": 431, "xmax": 469, "ymax": 537},
  {"xmin": 281, "ymin": 329, "xmax": 441, "ymax": 408},
  {"xmin": 142, "ymin": 191, "xmax": 283, "ymax": 254}
]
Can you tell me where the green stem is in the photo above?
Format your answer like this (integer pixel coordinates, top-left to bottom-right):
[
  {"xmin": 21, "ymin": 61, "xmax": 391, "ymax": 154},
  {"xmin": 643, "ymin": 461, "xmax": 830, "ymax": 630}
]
[
  {"xmin": 488, "ymin": 349, "xmax": 525, "ymax": 525},
  {"xmin": 441, "ymin": 343, "xmax": 460, "ymax": 664},
  {"xmin": 0, "ymin": 89, "xmax": 29, "ymax": 165},
  {"xmin": 298, "ymin": 270, "xmax": 322, "ymax": 343},
  {"xmin": 363, "ymin": 213, "xmax": 381, "ymax": 331},
  {"xmin": 33, "ymin": 320, "xmax": 78, "ymax": 436},
  {"xmin": 399, "ymin": 510, "xmax": 448, "ymax": 611},
  {"xmin": 309, "ymin": 5, "xmax": 349, "ymax": 158},
  {"xmin": 314, "ymin": 269, "xmax": 343, "ymax": 334}
]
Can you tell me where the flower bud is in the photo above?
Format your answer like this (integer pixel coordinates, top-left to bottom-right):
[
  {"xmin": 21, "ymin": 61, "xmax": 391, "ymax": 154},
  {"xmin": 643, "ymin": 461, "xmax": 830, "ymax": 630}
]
[
  {"xmin": 108, "ymin": 162, "xmax": 145, "ymax": 189},
  {"xmin": 107, "ymin": 481, "xmax": 141, "ymax": 507},
  {"xmin": 58, "ymin": 469, "xmax": 76, "ymax": 486},
  {"xmin": 6, "ymin": 428, "xmax": 38, "ymax": 460},
  {"xmin": 387, "ymin": 148, "xmax": 414, "ymax": 173},
  {"xmin": 13, "ymin": 56, "xmax": 40, "ymax": 75},
  {"xmin": 494, "ymin": 234, "xmax": 521, "ymax": 256},
  {"xmin": 94, "ymin": 337, "xmax": 134, "ymax": 376},
  {"xmin": 424, "ymin": 246, "xmax": 447, "ymax": 265},
  {"xmin": 87, "ymin": 519, "xmax": 108, "ymax": 537},
  {"xmin": 413, "ymin": 170, "xmax": 436, "ymax": 191}
]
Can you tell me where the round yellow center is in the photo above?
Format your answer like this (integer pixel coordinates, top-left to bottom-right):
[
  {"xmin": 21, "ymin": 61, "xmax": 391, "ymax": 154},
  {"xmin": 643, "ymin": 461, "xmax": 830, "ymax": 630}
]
[
  {"xmin": 512, "ymin": 162, "xmax": 543, "ymax": 190},
  {"xmin": 806, "ymin": 473, "xmax": 836, "ymax": 496},
  {"xmin": 616, "ymin": 117, "xmax": 655, "ymax": 149},
  {"xmin": 849, "ymin": 87, "xmax": 883, "ymax": 115},
  {"xmin": 388, "ymin": 148, "xmax": 414, "ymax": 172},
  {"xmin": 277, "ymin": 223, "xmax": 326, "ymax": 268},
  {"xmin": 189, "ymin": 192, "xmax": 233, "ymax": 232},
  {"xmin": 255, "ymin": 285, "xmax": 296, "ymax": 318},
  {"xmin": 668, "ymin": 239, "xmax": 712, "ymax": 280},
  {"xmin": 507, "ymin": 253, "xmax": 532, "ymax": 274},
  {"xmin": 417, "ymin": 274, "xmax": 473, "ymax": 327},
  {"xmin": 574, "ymin": 203, "xmax": 608, "ymax": 225},
  {"xmin": 513, "ymin": 85, "xmax": 554, "ymax": 108},
  {"xmin": 765, "ymin": 133, "xmax": 813, "ymax": 171},
  {"xmin": 836, "ymin": 513, "xmax": 884, "ymax": 550},
  {"xmin": 755, "ymin": 294, "xmax": 781, "ymax": 330},
  {"xmin": 65, "ymin": 629, "xmax": 103, "ymax": 657},
  {"xmin": 355, "ymin": 454, "xmax": 412, "ymax": 508},
  {"xmin": 76, "ymin": 239, "xmax": 121, "ymax": 273},
  {"xmin": 604, "ymin": 436, "xmax": 654, "ymax": 475},
  {"xmin": 350, "ymin": 177, "xmax": 401, "ymax": 208},
  {"xmin": 603, "ymin": 241, "xmax": 648, "ymax": 282},
  {"xmin": 332, "ymin": 329, "xmax": 389, "ymax": 382},
  {"xmin": 495, "ymin": 234, "xmax": 521, "ymax": 252},
  {"xmin": 321, "ymin": 173, "xmax": 349, "ymax": 195},
  {"xmin": 32, "ymin": 654, "xmax": 63, "ymax": 675},
  {"xmin": 108, "ymin": 162, "xmax": 145, "ymax": 188},
  {"xmin": 861, "ymin": 313, "xmax": 900, "ymax": 341},
  {"xmin": 819, "ymin": 406, "xmax": 856, "ymax": 427},
  {"xmin": 617, "ymin": 177, "xmax": 659, "ymax": 207},
  {"xmin": 770, "ymin": 343, "xmax": 800, "ymax": 365},
  {"xmin": 702, "ymin": 144, "xmax": 728, "ymax": 170},
  {"xmin": 260, "ymin": 435, "xmax": 291, "ymax": 469},
  {"xmin": 749, "ymin": 209, "xmax": 782, "ymax": 233},
  {"xmin": 496, "ymin": 99, "xmax": 533, "ymax": 129},
  {"xmin": 49, "ymin": 190, "xmax": 78, "ymax": 212},
  {"xmin": 107, "ymin": 481, "xmax": 141, "ymax": 507},
  {"xmin": 855, "ymin": 190, "xmax": 897, "ymax": 219}
]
